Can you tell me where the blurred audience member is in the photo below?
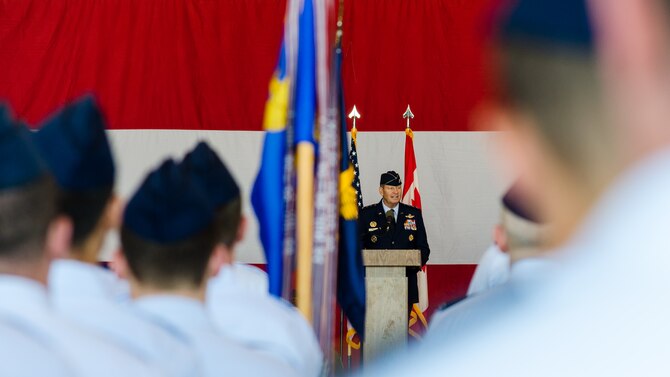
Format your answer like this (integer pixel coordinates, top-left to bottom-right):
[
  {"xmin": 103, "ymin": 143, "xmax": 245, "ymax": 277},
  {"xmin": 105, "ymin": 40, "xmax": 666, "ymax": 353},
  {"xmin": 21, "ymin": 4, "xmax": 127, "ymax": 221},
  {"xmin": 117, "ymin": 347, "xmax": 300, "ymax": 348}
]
[
  {"xmin": 115, "ymin": 158, "xmax": 298, "ymax": 377},
  {"xmin": 182, "ymin": 141, "xmax": 323, "ymax": 377},
  {"xmin": 0, "ymin": 105, "xmax": 160, "ymax": 377},
  {"xmin": 35, "ymin": 96, "xmax": 197, "ymax": 377},
  {"xmin": 431, "ymin": 184, "xmax": 547, "ymax": 330}
]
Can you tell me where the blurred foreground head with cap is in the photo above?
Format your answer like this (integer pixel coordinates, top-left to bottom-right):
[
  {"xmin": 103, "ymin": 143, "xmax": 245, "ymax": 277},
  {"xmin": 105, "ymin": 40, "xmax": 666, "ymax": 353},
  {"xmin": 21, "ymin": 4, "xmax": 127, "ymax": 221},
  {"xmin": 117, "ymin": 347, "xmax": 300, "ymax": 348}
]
[
  {"xmin": 33, "ymin": 95, "xmax": 117, "ymax": 263},
  {"xmin": 117, "ymin": 158, "xmax": 222, "ymax": 298},
  {"xmin": 181, "ymin": 141, "xmax": 243, "ymax": 259},
  {"xmin": 116, "ymin": 156, "xmax": 299, "ymax": 377},
  {"xmin": 489, "ymin": 0, "xmax": 612, "ymax": 247},
  {"xmin": 491, "ymin": 0, "xmax": 670, "ymax": 248},
  {"xmin": 183, "ymin": 141, "xmax": 323, "ymax": 376},
  {"xmin": 0, "ymin": 105, "xmax": 71, "ymax": 283}
]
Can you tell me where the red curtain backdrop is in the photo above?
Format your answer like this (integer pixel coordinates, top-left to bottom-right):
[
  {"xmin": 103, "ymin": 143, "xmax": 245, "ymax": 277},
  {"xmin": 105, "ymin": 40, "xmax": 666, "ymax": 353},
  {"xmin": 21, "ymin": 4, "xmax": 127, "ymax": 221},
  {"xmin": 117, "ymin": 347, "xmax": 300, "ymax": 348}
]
[
  {"xmin": 0, "ymin": 0, "xmax": 286, "ymax": 130},
  {"xmin": 342, "ymin": 0, "xmax": 499, "ymax": 132},
  {"xmin": 0, "ymin": 0, "xmax": 498, "ymax": 131}
]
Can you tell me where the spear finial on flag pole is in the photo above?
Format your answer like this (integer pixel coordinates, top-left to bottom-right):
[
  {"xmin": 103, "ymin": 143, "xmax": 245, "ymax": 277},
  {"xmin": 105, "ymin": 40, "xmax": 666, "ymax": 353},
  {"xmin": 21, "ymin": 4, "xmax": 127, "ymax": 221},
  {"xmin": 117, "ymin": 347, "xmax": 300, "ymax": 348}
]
[
  {"xmin": 403, "ymin": 104, "xmax": 414, "ymax": 130},
  {"xmin": 348, "ymin": 105, "xmax": 361, "ymax": 142},
  {"xmin": 348, "ymin": 105, "xmax": 361, "ymax": 129}
]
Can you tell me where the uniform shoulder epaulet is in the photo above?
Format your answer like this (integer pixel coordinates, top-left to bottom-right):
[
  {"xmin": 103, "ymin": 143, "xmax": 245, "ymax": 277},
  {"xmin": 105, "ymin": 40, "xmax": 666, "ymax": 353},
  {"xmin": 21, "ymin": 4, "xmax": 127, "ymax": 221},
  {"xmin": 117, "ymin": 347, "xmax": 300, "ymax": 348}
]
[{"xmin": 362, "ymin": 203, "xmax": 377, "ymax": 210}]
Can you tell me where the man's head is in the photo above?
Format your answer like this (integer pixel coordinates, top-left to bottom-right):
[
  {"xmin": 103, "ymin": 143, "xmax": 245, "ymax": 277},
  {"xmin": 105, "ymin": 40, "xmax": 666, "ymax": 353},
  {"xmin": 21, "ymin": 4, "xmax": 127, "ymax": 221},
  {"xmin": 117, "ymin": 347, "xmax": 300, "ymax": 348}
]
[
  {"xmin": 0, "ymin": 106, "xmax": 71, "ymax": 283},
  {"xmin": 181, "ymin": 141, "xmax": 243, "ymax": 256},
  {"xmin": 378, "ymin": 171, "xmax": 402, "ymax": 208},
  {"xmin": 33, "ymin": 95, "xmax": 116, "ymax": 263},
  {"xmin": 119, "ymin": 159, "xmax": 222, "ymax": 297},
  {"xmin": 490, "ymin": 0, "xmax": 616, "ymax": 246}
]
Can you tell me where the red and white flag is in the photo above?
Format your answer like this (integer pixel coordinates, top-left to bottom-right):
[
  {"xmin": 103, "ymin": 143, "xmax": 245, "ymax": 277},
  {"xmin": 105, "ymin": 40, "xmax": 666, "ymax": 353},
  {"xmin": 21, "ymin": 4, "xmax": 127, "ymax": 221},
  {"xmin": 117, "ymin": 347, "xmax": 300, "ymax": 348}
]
[
  {"xmin": 402, "ymin": 127, "xmax": 429, "ymax": 316},
  {"xmin": 402, "ymin": 127, "xmax": 422, "ymax": 209}
]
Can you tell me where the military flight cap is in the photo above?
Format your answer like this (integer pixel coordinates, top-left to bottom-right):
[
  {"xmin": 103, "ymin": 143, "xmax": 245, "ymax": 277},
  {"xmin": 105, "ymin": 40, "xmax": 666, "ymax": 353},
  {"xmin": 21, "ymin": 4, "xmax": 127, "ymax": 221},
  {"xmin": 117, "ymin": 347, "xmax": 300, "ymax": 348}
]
[
  {"xmin": 380, "ymin": 171, "xmax": 402, "ymax": 186},
  {"xmin": 33, "ymin": 95, "xmax": 115, "ymax": 191},
  {"xmin": 500, "ymin": 0, "xmax": 593, "ymax": 49},
  {"xmin": 0, "ymin": 104, "xmax": 48, "ymax": 190},
  {"xmin": 124, "ymin": 158, "xmax": 214, "ymax": 244},
  {"xmin": 181, "ymin": 141, "xmax": 240, "ymax": 209}
]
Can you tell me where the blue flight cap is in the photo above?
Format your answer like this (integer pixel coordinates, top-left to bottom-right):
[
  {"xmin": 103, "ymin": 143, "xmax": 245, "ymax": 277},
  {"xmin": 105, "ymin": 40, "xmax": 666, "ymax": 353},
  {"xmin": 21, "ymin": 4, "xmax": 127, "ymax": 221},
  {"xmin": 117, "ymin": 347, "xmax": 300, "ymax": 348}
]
[
  {"xmin": 380, "ymin": 171, "xmax": 402, "ymax": 186},
  {"xmin": 0, "ymin": 105, "xmax": 48, "ymax": 190},
  {"xmin": 33, "ymin": 95, "xmax": 115, "ymax": 191},
  {"xmin": 500, "ymin": 0, "xmax": 593, "ymax": 50},
  {"xmin": 124, "ymin": 159, "xmax": 215, "ymax": 244},
  {"xmin": 181, "ymin": 141, "xmax": 240, "ymax": 209}
]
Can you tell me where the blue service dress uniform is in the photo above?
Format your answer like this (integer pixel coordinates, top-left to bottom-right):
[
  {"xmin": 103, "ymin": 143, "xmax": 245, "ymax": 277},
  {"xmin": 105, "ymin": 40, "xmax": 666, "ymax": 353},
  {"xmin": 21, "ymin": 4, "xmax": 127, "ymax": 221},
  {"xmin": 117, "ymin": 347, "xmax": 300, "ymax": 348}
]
[{"xmin": 358, "ymin": 201, "xmax": 430, "ymax": 305}]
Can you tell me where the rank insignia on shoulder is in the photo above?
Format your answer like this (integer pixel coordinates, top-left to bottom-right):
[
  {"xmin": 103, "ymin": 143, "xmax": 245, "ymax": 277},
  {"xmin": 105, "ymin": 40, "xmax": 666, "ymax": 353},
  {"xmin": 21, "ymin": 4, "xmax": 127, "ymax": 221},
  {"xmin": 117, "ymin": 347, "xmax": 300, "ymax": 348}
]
[
  {"xmin": 371, "ymin": 235, "xmax": 378, "ymax": 243},
  {"xmin": 409, "ymin": 234, "xmax": 414, "ymax": 241},
  {"xmin": 370, "ymin": 221, "xmax": 377, "ymax": 227},
  {"xmin": 405, "ymin": 214, "xmax": 415, "ymax": 219}
]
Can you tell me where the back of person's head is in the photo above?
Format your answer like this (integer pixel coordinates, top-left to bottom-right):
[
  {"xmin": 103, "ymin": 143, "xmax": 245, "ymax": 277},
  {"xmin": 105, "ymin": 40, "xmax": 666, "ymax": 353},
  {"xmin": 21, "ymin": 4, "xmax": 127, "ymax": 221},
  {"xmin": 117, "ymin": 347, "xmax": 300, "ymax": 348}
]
[
  {"xmin": 181, "ymin": 141, "xmax": 242, "ymax": 249},
  {"xmin": 588, "ymin": 0, "xmax": 670, "ymax": 162},
  {"xmin": 0, "ymin": 106, "xmax": 59, "ymax": 265},
  {"xmin": 121, "ymin": 159, "xmax": 218, "ymax": 290},
  {"xmin": 33, "ymin": 95, "xmax": 115, "ymax": 256},
  {"xmin": 497, "ymin": 0, "xmax": 615, "ymax": 188},
  {"xmin": 491, "ymin": 0, "xmax": 620, "ymax": 245}
]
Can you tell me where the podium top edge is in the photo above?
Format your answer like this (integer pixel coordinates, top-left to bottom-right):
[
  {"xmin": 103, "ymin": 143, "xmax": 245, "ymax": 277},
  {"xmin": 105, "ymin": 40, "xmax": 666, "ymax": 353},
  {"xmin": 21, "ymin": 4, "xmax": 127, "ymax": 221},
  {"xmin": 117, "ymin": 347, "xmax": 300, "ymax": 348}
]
[{"xmin": 362, "ymin": 249, "xmax": 421, "ymax": 267}]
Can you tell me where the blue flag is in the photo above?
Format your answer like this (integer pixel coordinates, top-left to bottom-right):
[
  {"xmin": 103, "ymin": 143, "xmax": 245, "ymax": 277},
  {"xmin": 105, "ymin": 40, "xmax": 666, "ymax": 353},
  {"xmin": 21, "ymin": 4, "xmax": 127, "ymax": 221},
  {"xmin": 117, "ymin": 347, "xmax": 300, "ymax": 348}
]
[
  {"xmin": 251, "ymin": 45, "xmax": 290, "ymax": 297},
  {"xmin": 336, "ymin": 43, "xmax": 366, "ymax": 336}
]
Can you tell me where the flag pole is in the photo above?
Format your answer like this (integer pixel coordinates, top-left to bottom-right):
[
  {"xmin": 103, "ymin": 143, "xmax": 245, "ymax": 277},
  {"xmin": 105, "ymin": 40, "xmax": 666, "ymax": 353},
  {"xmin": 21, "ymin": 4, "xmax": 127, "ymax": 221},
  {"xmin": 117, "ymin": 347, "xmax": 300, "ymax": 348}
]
[{"xmin": 296, "ymin": 143, "xmax": 315, "ymax": 321}]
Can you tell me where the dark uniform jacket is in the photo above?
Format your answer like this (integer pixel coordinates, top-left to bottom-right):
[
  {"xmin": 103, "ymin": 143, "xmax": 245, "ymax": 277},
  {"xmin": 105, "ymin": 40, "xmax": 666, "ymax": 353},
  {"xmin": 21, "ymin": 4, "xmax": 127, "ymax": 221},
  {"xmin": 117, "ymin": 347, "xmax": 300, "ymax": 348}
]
[{"xmin": 359, "ymin": 200, "xmax": 430, "ymax": 305}]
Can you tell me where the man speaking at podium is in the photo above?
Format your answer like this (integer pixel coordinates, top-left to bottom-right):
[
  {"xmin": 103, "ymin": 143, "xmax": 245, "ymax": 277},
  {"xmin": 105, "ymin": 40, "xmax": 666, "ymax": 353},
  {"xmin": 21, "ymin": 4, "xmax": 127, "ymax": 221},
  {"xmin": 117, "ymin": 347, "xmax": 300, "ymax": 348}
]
[{"xmin": 359, "ymin": 171, "xmax": 430, "ymax": 309}]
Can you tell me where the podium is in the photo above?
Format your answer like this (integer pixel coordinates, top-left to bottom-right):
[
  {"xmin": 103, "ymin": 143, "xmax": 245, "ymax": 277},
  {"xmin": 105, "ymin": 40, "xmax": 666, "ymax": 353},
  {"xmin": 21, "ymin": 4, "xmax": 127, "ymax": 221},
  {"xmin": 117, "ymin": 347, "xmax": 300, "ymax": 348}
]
[{"xmin": 362, "ymin": 249, "xmax": 421, "ymax": 362}]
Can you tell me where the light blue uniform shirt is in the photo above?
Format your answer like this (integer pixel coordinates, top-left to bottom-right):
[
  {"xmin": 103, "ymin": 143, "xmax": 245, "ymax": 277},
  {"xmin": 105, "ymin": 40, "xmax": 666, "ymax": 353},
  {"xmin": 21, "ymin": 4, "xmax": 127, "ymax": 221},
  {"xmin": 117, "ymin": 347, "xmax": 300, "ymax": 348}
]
[
  {"xmin": 0, "ymin": 322, "xmax": 75, "ymax": 377},
  {"xmin": 50, "ymin": 260, "xmax": 198, "ymax": 377},
  {"xmin": 207, "ymin": 284, "xmax": 323, "ymax": 377},
  {"xmin": 136, "ymin": 295, "xmax": 299, "ymax": 377},
  {"xmin": 0, "ymin": 275, "xmax": 162, "ymax": 377}
]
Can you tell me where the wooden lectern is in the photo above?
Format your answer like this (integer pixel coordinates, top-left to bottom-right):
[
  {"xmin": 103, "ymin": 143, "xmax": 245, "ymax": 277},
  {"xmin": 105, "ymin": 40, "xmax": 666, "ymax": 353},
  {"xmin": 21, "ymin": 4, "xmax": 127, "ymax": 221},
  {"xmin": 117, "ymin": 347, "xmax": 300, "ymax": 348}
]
[{"xmin": 362, "ymin": 249, "xmax": 421, "ymax": 362}]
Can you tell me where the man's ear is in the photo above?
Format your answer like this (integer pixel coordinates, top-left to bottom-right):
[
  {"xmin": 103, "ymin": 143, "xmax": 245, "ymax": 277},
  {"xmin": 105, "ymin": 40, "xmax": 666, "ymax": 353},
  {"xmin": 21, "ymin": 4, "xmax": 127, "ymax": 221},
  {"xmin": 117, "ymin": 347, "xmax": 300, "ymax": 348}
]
[
  {"xmin": 107, "ymin": 195, "xmax": 124, "ymax": 229},
  {"xmin": 493, "ymin": 224, "xmax": 509, "ymax": 253},
  {"xmin": 378, "ymin": 186, "xmax": 384, "ymax": 196},
  {"xmin": 235, "ymin": 216, "xmax": 248, "ymax": 244},
  {"xmin": 45, "ymin": 215, "xmax": 73, "ymax": 261},
  {"xmin": 207, "ymin": 244, "xmax": 227, "ymax": 278},
  {"xmin": 110, "ymin": 249, "xmax": 129, "ymax": 280}
]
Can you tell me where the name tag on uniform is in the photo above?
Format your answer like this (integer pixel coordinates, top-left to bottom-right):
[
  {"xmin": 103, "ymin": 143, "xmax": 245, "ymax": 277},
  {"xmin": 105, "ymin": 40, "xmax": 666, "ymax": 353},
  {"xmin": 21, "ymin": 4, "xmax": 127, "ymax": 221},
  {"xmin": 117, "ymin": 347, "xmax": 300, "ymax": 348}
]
[{"xmin": 404, "ymin": 219, "xmax": 417, "ymax": 231}]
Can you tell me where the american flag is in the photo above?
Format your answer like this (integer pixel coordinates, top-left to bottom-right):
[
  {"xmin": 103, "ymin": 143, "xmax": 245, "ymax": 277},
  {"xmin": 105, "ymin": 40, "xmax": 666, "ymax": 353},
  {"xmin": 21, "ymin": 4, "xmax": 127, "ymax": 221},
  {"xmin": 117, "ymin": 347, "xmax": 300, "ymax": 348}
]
[{"xmin": 349, "ymin": 132, "xmax": 363, "ymax": 209}]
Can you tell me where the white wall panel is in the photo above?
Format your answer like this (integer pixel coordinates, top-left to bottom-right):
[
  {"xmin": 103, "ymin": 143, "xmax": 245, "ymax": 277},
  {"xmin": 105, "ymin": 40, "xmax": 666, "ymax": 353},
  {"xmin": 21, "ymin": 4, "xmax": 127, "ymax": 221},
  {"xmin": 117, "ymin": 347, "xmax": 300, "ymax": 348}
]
[{"xmin": 101, "ymin": 130, "xmax": 511, "ymax": 264}]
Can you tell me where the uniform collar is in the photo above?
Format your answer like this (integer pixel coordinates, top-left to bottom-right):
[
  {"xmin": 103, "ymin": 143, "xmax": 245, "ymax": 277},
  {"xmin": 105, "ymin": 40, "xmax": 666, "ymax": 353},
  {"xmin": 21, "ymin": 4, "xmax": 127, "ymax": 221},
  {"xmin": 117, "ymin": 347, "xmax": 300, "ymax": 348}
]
[
  {"xmin": 509, "ymin": 258, "xmax": 556, "ymax": 284},
  {"xmin": 135, "ymin": 295, "xmax": 213, "ymax": 338},
  {"xmin": 0, "ymin": 275, "xmax": 50, "ymax": 321},
  {"xmin": 49, "ymin": 259, "xmax": 127, "ymax": 301},
  {"xmin": 208, "ymin": 263, "xmax": 268, "ymax": 297},
  {"xmin": 380, "ymin": 200, "xmax": 400, "ymax": 221}
]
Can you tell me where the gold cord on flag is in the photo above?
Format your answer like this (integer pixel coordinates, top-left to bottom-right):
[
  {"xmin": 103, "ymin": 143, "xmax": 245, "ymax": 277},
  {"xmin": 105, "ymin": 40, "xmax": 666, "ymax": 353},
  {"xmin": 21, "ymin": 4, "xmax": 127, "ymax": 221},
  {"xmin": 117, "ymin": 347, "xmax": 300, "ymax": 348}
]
[{"xmin": 408, "ymin": 303, "xmax": 429, "ymax": 339}]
